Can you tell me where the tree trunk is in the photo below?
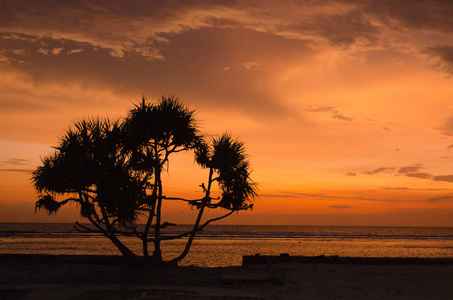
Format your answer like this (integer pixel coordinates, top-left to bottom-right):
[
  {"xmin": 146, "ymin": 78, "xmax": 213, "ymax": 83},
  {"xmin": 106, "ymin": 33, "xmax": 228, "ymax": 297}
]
[
  {"xmin": 87, "ymin": 216, "xmax": 136, "ymax": 261},
  {"xmin": 170, "ymin": 203, "xmax": 205, "ymax": 264},
  {"xmin": 107, "ymin": 233, "xmax": 136, "ymax": 259},
  {"xmin": 153, "ymin": 165, "xmax": 163, "ymax": 264},
  {"xmin": 170, "ymin": 168, "xmax": 213, "ymax": 264},
  {"xmin": 142, "ymin": 184, "xmax": 157, "ymax": 257}
]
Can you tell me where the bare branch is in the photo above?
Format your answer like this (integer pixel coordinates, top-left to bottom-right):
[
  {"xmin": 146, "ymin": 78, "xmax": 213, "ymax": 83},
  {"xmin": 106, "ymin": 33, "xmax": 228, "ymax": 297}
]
[
  {"xmin": 161, "ymin": 211, "xmax": 235, "ymax": 241},
  {"xmin": 74, "ymin": 221, "xmax": 98, "ymax": 233},
  {"xmin": 87, "ymin": 215, "xmax": 108, "ymax": 236},
  {"xmin": 198, "ymin": 210, "xmax": 235, "ymax": 231},
  {"xmin": 172, "ymin": 148, "xmax": 189, "ymax": 154},
  {"xmin": 200, "ymin": 210, "xmax": 236, "ymax": 229},
  {"xmin": 163, "ymin": 196, "xmax": 205, "ymax": 203},
  {"xmin": 161, "ymin": 221, "xmax": 176, "ymax": 228}
]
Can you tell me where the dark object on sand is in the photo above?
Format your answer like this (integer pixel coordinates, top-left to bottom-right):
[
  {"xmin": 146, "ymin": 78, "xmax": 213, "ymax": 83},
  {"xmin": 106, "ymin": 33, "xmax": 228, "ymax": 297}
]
[{"xmin": 242, "ymin": 254, "xmax": 453, "ymax": 265}]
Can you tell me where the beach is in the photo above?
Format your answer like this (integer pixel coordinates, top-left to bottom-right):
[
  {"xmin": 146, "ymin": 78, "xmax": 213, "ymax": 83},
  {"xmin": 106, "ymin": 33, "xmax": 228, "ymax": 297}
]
[{"xmin": 1, "ymin": 255, "xmax": 452, "ymax": 299}]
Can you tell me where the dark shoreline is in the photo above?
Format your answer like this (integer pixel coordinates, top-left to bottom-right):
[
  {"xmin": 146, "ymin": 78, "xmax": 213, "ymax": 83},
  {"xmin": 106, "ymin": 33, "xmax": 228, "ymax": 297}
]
[
  {"xmin": 2, "ymin": 253, "xmax": 453, "ymax": 265},
  {"xmin": 2, "ymin": 253, "xmax": 452, "ymax": 299}
]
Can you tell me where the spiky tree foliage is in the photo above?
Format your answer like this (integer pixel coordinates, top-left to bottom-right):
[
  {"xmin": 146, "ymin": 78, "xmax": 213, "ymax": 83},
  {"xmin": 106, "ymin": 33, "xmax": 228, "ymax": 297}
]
[{"xmin": 32, "ymin": 118, "xmax": 148, "ymax": 259}]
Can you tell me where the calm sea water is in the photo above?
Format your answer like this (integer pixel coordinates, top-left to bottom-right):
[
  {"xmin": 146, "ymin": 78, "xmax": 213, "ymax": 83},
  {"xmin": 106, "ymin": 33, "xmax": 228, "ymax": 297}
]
[{"xmin": 1, "ymin": 223, "xmax": 452, "ymax": 267}]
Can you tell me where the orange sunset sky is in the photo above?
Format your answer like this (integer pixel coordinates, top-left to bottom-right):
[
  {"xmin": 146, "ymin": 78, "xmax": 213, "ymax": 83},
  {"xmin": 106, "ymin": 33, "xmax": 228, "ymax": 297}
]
[{"xmin": 1, "ymin": 1, "xmax": 453, "ymax": 226}]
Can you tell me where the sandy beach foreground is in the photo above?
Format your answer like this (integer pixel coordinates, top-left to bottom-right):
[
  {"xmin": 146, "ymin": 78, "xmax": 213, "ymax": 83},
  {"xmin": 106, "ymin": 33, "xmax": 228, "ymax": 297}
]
[{"xmin": 1, "ymin": 255, "xmax": 452, "ymax": 299}]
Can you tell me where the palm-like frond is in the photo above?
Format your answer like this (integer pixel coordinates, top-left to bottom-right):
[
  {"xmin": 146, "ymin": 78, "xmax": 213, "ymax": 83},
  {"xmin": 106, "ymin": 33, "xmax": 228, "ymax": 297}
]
[
  {"xmin": 194, "ymin": 140, "xmax": 210, "ymax": 168},
  {"xmin": 32, "ymin": 150, "xmax": 94, "ymax": 194},
  {"xmin": 210, "ymin": 134, "xmax": 246, "ymax": 173},
  {"xmin": 123, "ymin": 95, "xmax": 202, "ymax": 152},
  {"xmin": 35, "ymin": 194, "xmax": 72, "ymax": 215},
  {"xmin": 200, "ymin": 133, "xmax": 257, "ymax": 211},
  {"xmin": 32, "ymin": 117, "xmax": 148, "ymax": 225},
  {"xmin": 218, "ymin": 161, "xmax": 257, "ymax": 210}
]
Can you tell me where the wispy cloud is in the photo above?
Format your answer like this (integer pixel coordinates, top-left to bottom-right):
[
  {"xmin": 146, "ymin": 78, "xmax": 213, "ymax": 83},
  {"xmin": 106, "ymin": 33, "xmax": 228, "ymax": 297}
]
[
  {"xmin": 427, "ymin": 196, "xmax": 453, "ymax": 202},
  {"xmin": 361, "ymin": 164, "xmax": 453, "ymax": 186},
  {"xmin": 0, "ymin": 158, "xmax": 32, "ymax": 172},
  {"xmin": 437, "ymin": 115, "xmax": 453, "ymax": 136},
  {"xmin": 381, "ymin": 187, "xmax": 453, "ymax": 191},
  {"xmin": 398, "ymin": 165, "xmax": 424, "ymax": 174},
  {"xmin": 330, "ymin": 205, "xmax": 353, "ymax": 209},
  {"xmin": 331, "ymin": 114, "xmax": 353, "ymax": 122},
  {"xmin": 261, "ymin": 191, "xmax": 401, "ymax": 203},
  {"xmin": 398, "ymin": 164, "xmax": 433, "ymax": 179},
  {"xmin": 0, "ymin": 158, "xmax": 30, "ymax": 166},
  {"xmin": 362, "ymin": 164, "xmax": 445, "ymax": 181},
  {"xmin": 306, "ymin": 106, "xmax": 354, "ymax": 122},
  {"xmin": 433, "ymin": 175, "xmax": 453, "ymax": 183},
  {"xmin": 262, "ymin": 190, "xmax": 453, "ymax": 204},
  {"xmin": 424, "ymin": 46, "xmax": 453, "ymax": 76},
  {"xmin": 404, "ymin": 173, "xmax": 433, "ymax": 179},
  {"xmin": 363, "ymin": 167, "xmax": 395, "ymax": 175},
  {"xmin": 307, "ymin": 106, "xmax": 339, "ymax": 113},
  {"xmin": 260, "ymin": 191, "xmax": 379, "ymax": 201},
  {"xmin": 0, "ymin": 168, "xmax": 33, "ymax": 173}
]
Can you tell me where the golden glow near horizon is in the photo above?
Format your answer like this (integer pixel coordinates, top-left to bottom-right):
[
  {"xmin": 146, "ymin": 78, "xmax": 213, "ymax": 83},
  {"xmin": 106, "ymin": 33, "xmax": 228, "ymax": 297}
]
[{"xmin": 1, "ymin": 1, "xmax": 453, "ymax": 226}]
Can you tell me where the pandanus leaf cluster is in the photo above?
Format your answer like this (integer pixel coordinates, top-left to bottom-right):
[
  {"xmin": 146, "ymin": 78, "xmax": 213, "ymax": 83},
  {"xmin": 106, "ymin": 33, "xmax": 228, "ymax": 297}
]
[
  {"xmin": 195, "ymin": 135, "xmax": 255, "ymax": 210},
  {"xmin": 33, "ymin": 119, "xmax": 148, "ymax": 224}
]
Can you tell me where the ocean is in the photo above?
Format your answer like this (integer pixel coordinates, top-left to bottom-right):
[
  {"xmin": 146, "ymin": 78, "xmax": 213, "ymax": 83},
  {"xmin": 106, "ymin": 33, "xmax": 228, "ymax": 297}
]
[{"xmin": 1, "ymin": 223, "xmax": 452, "ymax": 267}]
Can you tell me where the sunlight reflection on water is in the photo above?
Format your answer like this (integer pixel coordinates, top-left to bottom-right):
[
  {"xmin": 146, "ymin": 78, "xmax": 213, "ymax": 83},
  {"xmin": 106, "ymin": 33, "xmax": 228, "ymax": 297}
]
[
  {"xmin": 1, "ymin": 224, "xmax": 452, "ymax": 267},
  {"xmin": 1, "ymin": 236, "xmax": 452, "ymax": 267}
]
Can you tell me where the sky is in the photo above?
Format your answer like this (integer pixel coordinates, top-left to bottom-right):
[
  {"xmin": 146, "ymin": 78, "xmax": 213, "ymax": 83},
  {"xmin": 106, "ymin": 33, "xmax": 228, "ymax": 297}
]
[{"xmin": 1, "ymin": 0, "xmax": 453, "ymax": 226}]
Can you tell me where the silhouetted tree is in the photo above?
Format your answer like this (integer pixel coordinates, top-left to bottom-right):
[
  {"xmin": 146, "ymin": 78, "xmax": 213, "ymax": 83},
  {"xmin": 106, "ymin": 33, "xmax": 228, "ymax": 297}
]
[{"xmin": 32, "ymin": 96, "xmax": 256, "ymax": 265}]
